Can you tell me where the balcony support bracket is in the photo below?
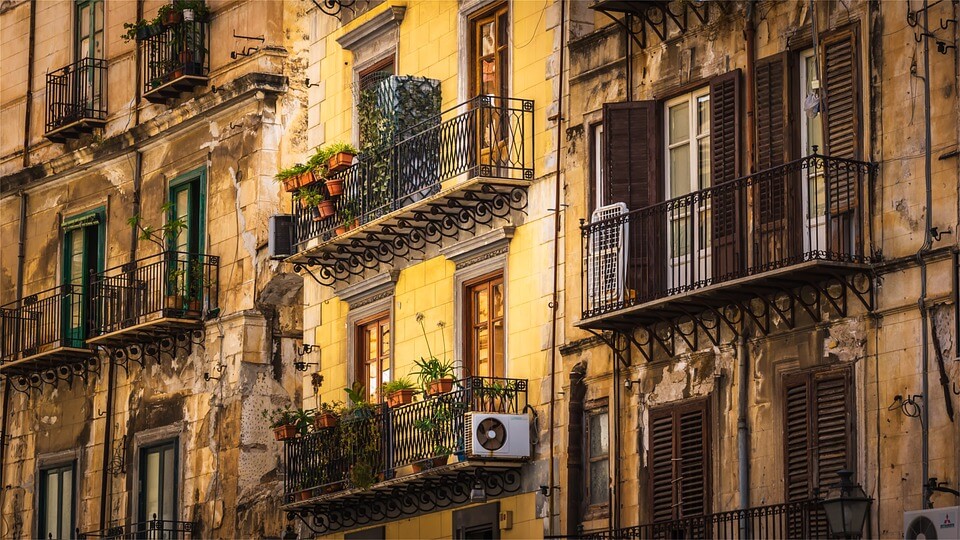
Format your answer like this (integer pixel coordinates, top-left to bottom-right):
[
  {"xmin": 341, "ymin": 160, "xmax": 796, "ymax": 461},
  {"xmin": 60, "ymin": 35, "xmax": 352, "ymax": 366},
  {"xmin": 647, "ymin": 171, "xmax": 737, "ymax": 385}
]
[
  {"xmin": 7, "ymin": 355, "xmax": 101, "ymax": 394},
  {"xmin": 584, "ymin": 328, "xmax": 634, "ymax": 367},
  {"xmin": 99, "ymin": 329, "xmax": 204, "ymax": 376}
]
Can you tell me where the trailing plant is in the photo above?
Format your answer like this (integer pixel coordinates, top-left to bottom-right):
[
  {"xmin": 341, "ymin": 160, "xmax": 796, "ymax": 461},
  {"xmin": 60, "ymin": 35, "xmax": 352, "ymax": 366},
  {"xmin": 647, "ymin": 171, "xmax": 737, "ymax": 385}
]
[
  {"xmin": 341, "ymin": 382, "xmax": 382, "ymax": 489},
  {"xmin": 293, "ymin": 185, "xmax": 325, "ymax": 207},
  {"xmin": 275, "ymin": 163, "xmax": 310, "ymax": 182},
  {"xmin": 128, "ymin": 202, "xmax": 186, "ymax": 251}
]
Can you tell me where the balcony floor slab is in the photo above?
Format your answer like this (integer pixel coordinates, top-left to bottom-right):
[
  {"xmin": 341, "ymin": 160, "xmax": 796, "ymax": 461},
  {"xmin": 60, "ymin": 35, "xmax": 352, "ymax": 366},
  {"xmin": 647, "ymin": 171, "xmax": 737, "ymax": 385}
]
[
  {"xmin": 0, "ymin": 346, "xmax": 96, "ymax": 377},
  {"xmin": 87, "ymin": 316, "xmax": 203, "ymax": 347}
]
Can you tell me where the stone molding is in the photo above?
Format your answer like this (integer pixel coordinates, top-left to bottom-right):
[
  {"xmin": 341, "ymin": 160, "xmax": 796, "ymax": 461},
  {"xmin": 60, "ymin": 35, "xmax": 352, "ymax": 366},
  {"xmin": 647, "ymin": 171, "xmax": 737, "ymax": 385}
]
[
  {"xmin": 440, "ymin": 226, "xmax": 514, "ymax": 269},
  {"xmin": 336, "ymin": 269, "xmax": 400, "ymax": 309},
  {"xmin": 336, "ymin": 5, "xmax": 406, "ymax": 51}
]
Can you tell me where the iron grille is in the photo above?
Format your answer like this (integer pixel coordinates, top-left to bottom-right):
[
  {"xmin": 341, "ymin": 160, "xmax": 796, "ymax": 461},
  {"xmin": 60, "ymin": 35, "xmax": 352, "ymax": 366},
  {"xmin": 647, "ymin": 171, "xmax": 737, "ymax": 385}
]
[
  {"xmin": 142, "ymin": 17, "xmax": 210, "ymax": 98},
  {"xmin": 78, "ymin": 516, "xmax": 198, "ymax": 539},
  {"xmin": 282, "ymin": 377, "xmax": 528, "ymax": 501},
  {"xmin": 581, "ymin": 154, "xmax": 874, "ymax": 320},
  {"xmin": 89, "ymin": 251, "xmax": 219, "ymax": 337},
  {"xmin": 44, "ymin": 57, "xmax": 107, "ymax": 134}
]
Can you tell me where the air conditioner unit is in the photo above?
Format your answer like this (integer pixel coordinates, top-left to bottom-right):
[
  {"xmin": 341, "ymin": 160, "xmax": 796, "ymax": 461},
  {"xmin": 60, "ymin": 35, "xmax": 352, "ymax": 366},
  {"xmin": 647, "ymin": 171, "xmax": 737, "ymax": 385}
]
[
  {"xmin": 585, "ymin": 203, "xmax": 628, "ymax": 311},
  {"xmin": 268, "ymin": 214, "xmax": 294, "ymax": 258},
  {"xmin": 904, "ymin": 507, "xmax": 960, "ymax": 540},
  {"xmin": 465, "ymin": 413, "xmax": 530, "ymax": 460}
]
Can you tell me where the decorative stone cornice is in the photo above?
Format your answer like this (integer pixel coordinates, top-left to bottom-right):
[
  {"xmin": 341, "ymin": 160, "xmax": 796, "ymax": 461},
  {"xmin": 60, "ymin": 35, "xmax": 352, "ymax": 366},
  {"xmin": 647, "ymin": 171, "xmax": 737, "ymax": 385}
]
[
  {"xmin": 336, "ymin": 5, "xmax": 406, "ymax": 51},
  {"xmin": 335, "ymin": 269, "xmax": 400, "ymax": 309},
  {"xmin": 440, "ymin": 226, "xmax": 514, "ymax": 269}
]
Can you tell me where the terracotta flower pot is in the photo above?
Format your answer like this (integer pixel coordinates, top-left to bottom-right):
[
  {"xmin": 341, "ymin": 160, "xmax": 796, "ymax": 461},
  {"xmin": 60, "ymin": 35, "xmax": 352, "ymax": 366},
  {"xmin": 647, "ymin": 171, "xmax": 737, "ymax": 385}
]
[
  {"xmin": 296, "ymin": 489, "xmax": 311, "ymax": 502},
  {"xmin": 412, "ymin": 460, "xmax": 432, "ymax": 473},
  {"xmin": 386, "ymin": 389, "xmax": 416, "ymax": 408},
  {"xmin": 317, "ymin": 199, "xmax": 336, "ymax": 220},
  {"xmin": 326, "ymin": 152, "xmax": 355, "ymax": 174},
  {"xmin": 297, "ymin": 170, "xmax": 317, "ymax": 189},
  {"xmin": 335, "ymin": 225, "xmax": 347, "ymax": 235},
  {"xmin": 325, "ymin": 176, "xmax": 344, "ymax": 197},
  {"xmin": 433, "ymin": 455, "xmax": 449, "ymax": 468},
  {"xmin": 314, "ymin": 412, "xmax": 338, "ymax": 429},
  {"xmin": 427, "ymin": 378, "xmax": 455, "ymax": 396},
  {"xmin": 273, "ymin": 424, "xmax": 298, "ymax": 441},
  {"xmin": 282, "ymin": 176, "xmax": 300, "ymax": 193},
  {"xmin": 162, "ymin": 10, "xmax": 182, "ymax": 26}
]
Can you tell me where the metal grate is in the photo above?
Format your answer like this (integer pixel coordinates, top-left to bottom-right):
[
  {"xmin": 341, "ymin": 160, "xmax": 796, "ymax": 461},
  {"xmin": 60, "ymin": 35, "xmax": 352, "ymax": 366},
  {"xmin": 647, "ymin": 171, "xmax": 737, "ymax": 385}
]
[
  {"xmin": 585, "ymin": 203, "xmax": 628, "ymax": 313},
  {"xmin": 44, "ymin": 57, "xmax": 107, "ymax": 134}
]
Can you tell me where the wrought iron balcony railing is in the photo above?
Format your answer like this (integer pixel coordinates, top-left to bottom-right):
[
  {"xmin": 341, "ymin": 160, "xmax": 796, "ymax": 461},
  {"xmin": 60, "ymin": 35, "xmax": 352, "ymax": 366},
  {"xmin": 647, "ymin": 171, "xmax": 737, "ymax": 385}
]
[
  {"xmin": 282, "ymin": 377, "xmax": 528, "ymax": 503},
  {"xmin": 89, "ymin": 251, "xmax": 219, "ymax": 342},
  {"xmin": 142, "ymin": 17, "xmax": 210, "ymax": 102},
  {"xmin": 78, "ymin": 516, "xmax": 198, "ymax": 539},
  {"xmin": 568, "ymin": 499, "xmax": 828, "ymax": 539},
  {"xmin": 45, "ymin": 57, "xmax": 107, "ymax": 141},
  {"xmin": 581, "ymin": 154, "xmax": 874, "ymax": 321},
  {"xmin": 292, "ymin": 95, "xmax": 534, "ymax": 250},
  {"xmin": 0, "ymin": 284, "xmax": 89, "ymax": 367}
]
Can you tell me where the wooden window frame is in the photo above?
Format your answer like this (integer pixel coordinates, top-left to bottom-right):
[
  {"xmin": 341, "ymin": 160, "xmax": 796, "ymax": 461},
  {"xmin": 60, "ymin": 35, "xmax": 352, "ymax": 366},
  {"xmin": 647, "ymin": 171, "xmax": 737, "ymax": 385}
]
[
  {"xmin": 355, "ymin": 311, "xmax": 391, "ymax": 402},
  {"xmin": 647, "ymin": 398, "xmax": 711, "ymax": 522},
  {"xmin": 38, "ymin": 462, "xmax": 76, "ymax": 540},
  {"xmin": 138, "ymin": 440, "xmax": 179, "ymax": 524},
  {"xmin": 463, "ymin": 270, "xmax": 505, "ymax": 379},
  {"xmin": 584, "ymin": 403, "xmax": 611, "ymax": 517},
  {"xmin": 468, "ymin": 2, "xmax": 509, "ymax": 100}
]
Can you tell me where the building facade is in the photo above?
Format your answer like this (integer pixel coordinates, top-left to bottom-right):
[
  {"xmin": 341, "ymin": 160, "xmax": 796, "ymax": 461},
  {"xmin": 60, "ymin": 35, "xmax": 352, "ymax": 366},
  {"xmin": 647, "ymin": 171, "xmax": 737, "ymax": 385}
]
[{"xmin": 0, "ymin": 0, "xmax": 313, "ymax": 537}]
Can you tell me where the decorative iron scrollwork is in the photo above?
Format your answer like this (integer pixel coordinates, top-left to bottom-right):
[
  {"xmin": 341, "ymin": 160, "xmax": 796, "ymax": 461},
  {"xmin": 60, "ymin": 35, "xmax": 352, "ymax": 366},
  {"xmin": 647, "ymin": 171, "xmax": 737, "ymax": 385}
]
[
  {"xmin": 287, "ymin": 468, "xmax": 522, "ymax": 534},
  {"xmin": 309, "ymin": 0, "xmax": 357, "ymax": 17},
  {"xmin": 102, "ymin": 329, "xmax": 205, "ymax": 375},
  {"xmin": 8, "ymin": 355, "xmax": 101, "ymax": 394}
]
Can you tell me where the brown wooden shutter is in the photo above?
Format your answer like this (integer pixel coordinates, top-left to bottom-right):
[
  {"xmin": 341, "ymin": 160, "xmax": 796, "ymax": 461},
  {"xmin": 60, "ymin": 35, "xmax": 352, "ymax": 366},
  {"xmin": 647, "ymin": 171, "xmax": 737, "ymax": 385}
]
[
  {"xmin": 602, "ymin": 101, "xmax": 665, "ymax": 300},
  {"xmin": 821, "ymin": 29, "xmax": 861, "ymax": 257},
  {"xmin": 754, "ymin": 53, "xmax": 801, "ymax": 265},
  {"xmin": 709, "ymin": 70, "xmax": 744, "ymax": 278},
  {"xmin": 648, "ymin": 400, "xmax": 710, "ymax": 523},
  {"xmin": 783, "ymin": 369, "xmax": 854, "ymax": 501}
]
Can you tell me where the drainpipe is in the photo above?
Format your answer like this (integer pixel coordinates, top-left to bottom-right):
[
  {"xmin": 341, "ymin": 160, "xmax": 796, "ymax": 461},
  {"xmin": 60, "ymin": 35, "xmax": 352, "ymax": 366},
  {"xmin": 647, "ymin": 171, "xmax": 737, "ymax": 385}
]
[
  {"xmin": 566, "ymin": 363, "xmax": 587, "ymax": 536},
  {"xmin": 918, "ymin": 0, "xmax": 933, "ymax": 510},
  {"xmin": 547, "ymin": 0, "xmax": 567, "ymax": 535},
  {"xmin": 744, "ymin": 1, "xmax": 756, "ymax": 175},
  {"xmin": 22, "ymin": 0, "xmax": 36, "ymax": 168},
  {"xmin": 737, "ymin": 335, "xmax": 751, "ymax": 520}
]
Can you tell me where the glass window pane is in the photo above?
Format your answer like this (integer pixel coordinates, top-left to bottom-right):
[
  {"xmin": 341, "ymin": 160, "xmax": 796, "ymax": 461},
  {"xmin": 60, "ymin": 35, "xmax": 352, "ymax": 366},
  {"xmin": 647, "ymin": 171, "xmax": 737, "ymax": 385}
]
[
  {"xmin": 481, "ymin": 58, "xmax": 497, "ymax": 96},
  {"xmin": 79, "ymin": 6, "xmax": 90, "ymax": 38},
  {"xmin": 44, "ymin": 471, "xmax": 59, "ymax": 538},
  {"xmin": 175, "ymin": 189, "xmax": 190, "ymax": 252},
  {"xmin": 145, "ymin": 451, "xmax": 160, "ymax": 519},
  {"xmin": 669, "ymin": 102, "xmax": 689, "ymax": 145},
  {"xmin": 380, "ymin": 323, "xmax": 390, "ymax": 356},
  {"xmin": 475, "ymin": 288, "xmax": 488, "ymax": 321},
  {"xmin": 493, "ymin": 320, "xmax": 504, "ymax": 376},
  {"xmin": 480, "ymin": 22, "xmax": 495, "ymax": 55},
  {"xmin": 162, "ymin": 447, "xmax": 175, "ymax": 521},
  {"xmin": 590, "ymin": 458, "xmax": 610, "ymax": 504},
  {"xmin": 93, "ymin": 1, "xmax": 103, "ymax": 32},
  {"xmin": 669, "ymin": 144, "xmax": 691, "ymax": 196},
  {"xmin": 60, "ymin": 469, "xmax": 73, "ymax": 539},
  {"xmin": 589, "ymin": 412, "xmax": 609, "ymax": 455},
  {"xmin": 697, "ymin": 96, "xmax": 710, "ymax": 135},
  {"xmin": 493, "ymin": 283, "xmax": 503, "ymax": 317},
  {"xmin": 497, "ymin": 12, "xmax": 508, "ymax": 47},
  {"xmin": 698, "ymin": 137, "xmax": 711, "ymax": 190}
]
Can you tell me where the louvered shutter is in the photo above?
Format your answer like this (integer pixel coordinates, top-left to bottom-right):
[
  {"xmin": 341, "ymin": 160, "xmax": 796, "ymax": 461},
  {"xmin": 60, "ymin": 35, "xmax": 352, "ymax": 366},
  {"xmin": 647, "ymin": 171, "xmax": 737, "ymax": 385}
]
[
  {"xmin": 784, "ymin": 380, "xmax": 812, "ymax": 502},
  {"xmin": 754, "ymin": 54, "xmax": 801, "ymax": 265},
  {"xmin": 649, "ymin": 411, "xmax": 676, "ymax": 523},
  {"xmin": 814, "ymin": 372, "xmax": 853, "ymax": 486},
  {"xmin": 602, "ymin": 102, "xmax": 664, "ymax": 300},
  {"xmin": 649, "ymin": 401, "xmax": 709, "ymax": 524},
  {"xmin": 821, "ymin": 30, "xmax": 861, "ymax": 258},
  {"xmin": 709, "ymin": 70, "xmax": 744, "ymax": 279}
]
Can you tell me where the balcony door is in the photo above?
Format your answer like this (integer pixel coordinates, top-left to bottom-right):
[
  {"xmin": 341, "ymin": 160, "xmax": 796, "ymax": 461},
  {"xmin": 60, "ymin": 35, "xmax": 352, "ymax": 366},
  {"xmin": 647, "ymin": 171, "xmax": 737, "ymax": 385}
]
[
  {"xmin": 800, "ymin": 49, "xmax": 827, "ymax": 254},
  {"xmin": 464, "ymin": 272, "xmax": 505, "ymax": 379},
  {"xmin": 356, "ymin": 312, "xmax": 391, "ymax": 402},
  {"xmin": 139, "ymin": 441, "xmax": 178, "ymax": 527},
  {"xmin": 75, "ymin": 0, "xmax": 104, "ymax": 115},
  {"xmin": 664, "ymin": 89, "xmax": 712, "ymax": 291},
  {"xmin": 62, "ymin": 210, "xmax": 104, "ymax": 347},
  {"xmin": 470, "ymin": 4, "xmax": 509, "ymax": 172},
  {"xmin": 168, "ymin": 171, "xmax": 205, "ymax": 304}
]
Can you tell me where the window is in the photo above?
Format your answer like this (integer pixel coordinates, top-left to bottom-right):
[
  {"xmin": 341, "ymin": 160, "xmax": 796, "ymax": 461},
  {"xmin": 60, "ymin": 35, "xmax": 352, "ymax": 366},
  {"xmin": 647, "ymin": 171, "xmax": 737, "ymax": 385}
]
[
  {"xmin": 470, "ymin": 4, "xmax": 508, "ymax": 100},
  {"xmin": 799, "ymin": 48, "xmax": 827, "ymax": 252},
  {"xmin": 62, "ymin": 209, "xmax": 104, "ymax": 346},
  {"xmin": 589, "ymin": 122, "xmax": 604, "ymax": 214},
  {"xmin": 356, "ymin": 312, "xmax": 390, "ymax": 401},
  {"xmin": 464, "ymin": 272, "xmax": 504, "ymax": 378},
  {"xmin": 453, "ymin": 502, "xmax": 500, "ymax": 539},
  {"xmin": 664, "ymin": 89, "xmax": 711, "ymax": 289},
  {"xmin": 75, "ymin": 0, "xmax": 104, "ymax": 60},
  {"xmin": 585, "ymin": 408, "xmax": 610, "ymax": 508},
  {"xmin": 139, "ymin": 441, "xmax": 178, "ymax": 525},
  {"xmin": 356, "ymin": 58, "xmax": 396, "ymax": 149},
  {"xmin": 648, "ymin": 399, "xmax": 709, "ymax": 523},
  {"xmin": 39, "ymin": 463, "xmax": 75, "ymax": 540},
  {"xmin": 168, "ymin": 170, "xmax": 206, "ymax": 304}
]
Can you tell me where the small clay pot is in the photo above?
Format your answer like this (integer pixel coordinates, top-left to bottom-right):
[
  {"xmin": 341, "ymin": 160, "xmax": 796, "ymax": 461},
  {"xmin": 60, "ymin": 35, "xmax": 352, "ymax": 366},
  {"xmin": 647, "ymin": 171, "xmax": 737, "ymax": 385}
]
[
  {"xmin": 386, "ymin": 389, "xmax": 416, "ymax": 408},
  {"xmin": 427, "ymin": 378, "xmax": 455, "ymax": 396}
]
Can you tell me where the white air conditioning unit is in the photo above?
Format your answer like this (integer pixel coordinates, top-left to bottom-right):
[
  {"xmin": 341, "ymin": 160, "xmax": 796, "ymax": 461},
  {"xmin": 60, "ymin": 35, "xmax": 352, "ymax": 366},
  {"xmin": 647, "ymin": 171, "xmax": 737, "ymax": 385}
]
[
  {"xmin": 465, "ymin": 413, "xmax": 530, "ymax": 460},
  {"xmin": 904, "ymin": 507, "xmax": 960, "ymax": 540},
  {"xmin": 585, "ymin": 203, "xmax": 628, "ymax": 312}
]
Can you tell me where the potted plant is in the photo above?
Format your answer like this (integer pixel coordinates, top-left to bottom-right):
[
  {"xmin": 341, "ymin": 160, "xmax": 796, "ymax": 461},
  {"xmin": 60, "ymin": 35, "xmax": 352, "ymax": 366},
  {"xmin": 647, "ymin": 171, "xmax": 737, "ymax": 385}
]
[
  {"xmin": 275, "ymin": 163, "xmax": 314, "ymax": 193},
  {"xmin": 341, "ymin": 382, "xmax": 382, "ymax": 489},
  {"xmin": 323, "ymin": 142, "xmax": 358, "ymax": 175},
  {"xmin": 128, "ymin": 204, "xmax": 194, "ymax": 311},
  {"xmin": 263, "ymin": 406, "xmax": 298, "ymax": 441},
  {"xmin": 412, "ymin": 314, "xmax": 455, "ymax": 396},
  {"xmin": 335, "ymin": 202, "xmax": 358, "ymax": 235},
  {"xmin": 314, "ymin": 401, "xmax": 342, "ymax": 429},
  {"xmin": 382, "ymin": 378, "xmax": 417, "ymax": 408},
  {"xmin": 412, "ymin": 408, "xmax": 454, "ymax": 472},
  {"xmin": 157, "ymin": 3, "xmax": 182, "ymax": 26},
  {"xmin": 294, "ymin": 186, "xmax": 335, "ymax": 221}
]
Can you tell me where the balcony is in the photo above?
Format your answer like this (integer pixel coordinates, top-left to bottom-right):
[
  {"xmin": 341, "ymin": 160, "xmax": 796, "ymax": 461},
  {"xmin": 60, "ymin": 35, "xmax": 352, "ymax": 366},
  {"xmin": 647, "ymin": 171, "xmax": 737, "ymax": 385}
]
[
  {"xmin": 282, "ymin": 377, "xmax": 529, "ymax": 533},
  {"xmin": 579, "ymin": 155, "xmax": 874, "ymax": 347},
  {"xmin": 289, "ymin": 96, "xmax": 534, "ymax": 284},
  {"xmin": 78, "ymin": 517, "xmax": 198, "ymax": 539},
  {"xmin": 569, "ymin": 499, "xmax": 829, "ymax": 539},
  {"xmin": 44, "ymin": 57, "xmax": 107, "ymax": 142},
  {"xmin": 142, "ymin": 17, "xmax": 210, "ymax": 103},
  {"xmin": 0, "ymin": 285, "xmax": 95, "ymax": 378},
  {"xmin": 88, "ymin": 251, "xmax": 218, "ymax": 347}
]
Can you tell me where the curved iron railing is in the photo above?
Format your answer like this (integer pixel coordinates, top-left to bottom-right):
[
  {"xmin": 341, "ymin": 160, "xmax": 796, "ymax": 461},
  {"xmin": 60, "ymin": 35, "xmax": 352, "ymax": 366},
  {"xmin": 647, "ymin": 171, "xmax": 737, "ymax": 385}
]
[
  {"xmin": 581, "ymin": 154, "xmax": 874, "ymax": 319},
  {"xmin": 89, "ymin": 251, "xmax": 219, "ymax": 336},
  {"xmin": 0, "ymin": 284, "xmax": 87, "ymax": 364},
  {"xmin": 282, "ymin": 377, "xmax": 528, "ymax": 502},
  {"xmin": 45, "ymin": 57, "xmax": 107, "ymax": 134},
  {"xmin": 293, "ymin": 96, "xmax": 534, "ymax": 248}
]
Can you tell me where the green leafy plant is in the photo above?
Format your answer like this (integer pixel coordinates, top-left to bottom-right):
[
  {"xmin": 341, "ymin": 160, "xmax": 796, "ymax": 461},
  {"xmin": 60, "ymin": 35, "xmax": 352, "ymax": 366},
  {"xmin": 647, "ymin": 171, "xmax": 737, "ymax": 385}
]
[
  {"xmin": 293, "ymin": 185, "xmax": 325, "ymax": 207},
  {"xmin": 411, "ymin": 314, "xmax": 453, "ymax": 391},
  {"xmin": 306, "ymin": 142, "xmax": 360, "ymax": 173},
  {"xmin": 262, "ymin": 405, "xmax": 296, "ymax": 429},
  {"xmin": 121, "ymin": 0, "xmax": 210, "ymax": 42},
  {"xmin": 341, "ymin": 382, "xmax": 382, "ymax": 488},
  {"xmin": 275, "ymin": 163, "xmax": 310, "ymax": 182},
  {"xmin": 128, "ymin": 202, "xmax": 186, "ymax": 250},
  {"xmin": 292, "ymin": 408, "xmax": 314, "ymax": 436},
  {"xmin": 316, "ymin": 401, "xmax": 343, "ymax": 415},
  {"xmin": 381, "ymin": 378, "xmax": 416, "ymax": 395}
]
